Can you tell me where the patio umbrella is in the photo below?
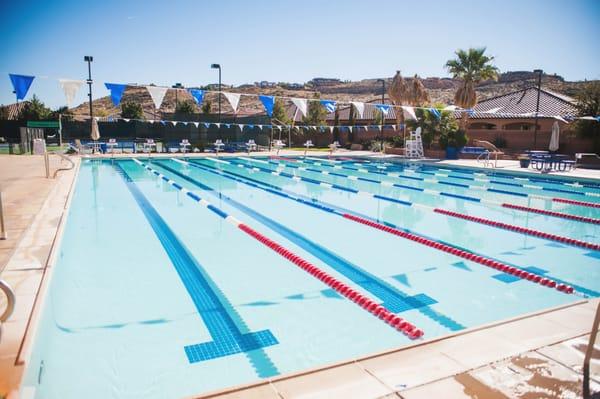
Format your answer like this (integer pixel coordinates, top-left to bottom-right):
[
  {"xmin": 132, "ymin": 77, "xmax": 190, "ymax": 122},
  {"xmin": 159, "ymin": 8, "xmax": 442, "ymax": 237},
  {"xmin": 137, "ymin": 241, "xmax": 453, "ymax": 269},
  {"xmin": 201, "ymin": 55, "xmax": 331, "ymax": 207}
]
[
  {"xmin": 91, "ymin": 117, "xmax": 100, "ymax": 141},
  {"xmin": 549, "ymin": 121, "xmax": 560, "ymax": 152}
]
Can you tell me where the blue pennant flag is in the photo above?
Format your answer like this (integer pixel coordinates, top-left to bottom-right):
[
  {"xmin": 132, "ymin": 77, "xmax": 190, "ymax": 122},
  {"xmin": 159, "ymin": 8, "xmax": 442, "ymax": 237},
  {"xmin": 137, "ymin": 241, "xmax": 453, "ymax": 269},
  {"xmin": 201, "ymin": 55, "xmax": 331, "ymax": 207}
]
[
  {"xmin": 596, "ymin": 116, "xmax": 600, "ymax": 122},
  {"xmin": 259, "ymin": 95, "xmax": 275, "ymax": 117},
  {"xmin": 375, "ymin": 104, "xmax": 392, "ymax": 116},
  {"xmin": 247, "ymin": 124, "xmax": 255, "ymax": 129},
  {"xmin": 224, "ymin": 123, "xmax": 231, "ymax": 128},
  {"xmin": 160, "ymin": 120, "xmax": 167, "ymax": 125},
  {"xmin": 466, "ymin": 109, "xmax": 475, "ymax": 117},
  {"xmin": 429, "ymin": 108, "xmax": 441, "ymax": 119},
  {"xmin": 203, "ymin": 122, "xmax": 210, "ymax": 128},
  {"xmin": 320, "ymin": 100, "xmax": 337, "ymax": 113},
  {"xmin": 9, "ymin": 74, "xmax": 35, "ymax": 100},
  {"xmin": 104, "ymin": 83, "xmax": 127, "ymax": 107},
  {"xmin": 188, "ymin": 89, "xmax": 204, "ymax": 105}
]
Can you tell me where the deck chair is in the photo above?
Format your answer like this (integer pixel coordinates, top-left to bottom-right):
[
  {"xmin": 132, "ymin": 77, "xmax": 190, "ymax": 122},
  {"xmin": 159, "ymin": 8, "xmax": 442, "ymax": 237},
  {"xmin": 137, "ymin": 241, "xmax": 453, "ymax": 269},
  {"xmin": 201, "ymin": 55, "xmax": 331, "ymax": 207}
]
[
  {"xmin": 179, "ymin": 139, "xmax": 190, "ymax": 154},
  {"xmin": 246, "ymin": 139, "xmax": 257, "ymax": 154},
  {"xmin": 329, "ymin": 140, "xmax": 340, "ymax": 154},
  {"xmin": 214, "ymin": 139, "xmax": 224, "ymax": 156},
  {"xmin": 143, "ymin": 139, "xmax": 157, "ymax": 153},
  {"xmin": 271, "ymin": 139, "xmax": 285, "ymax": 155},
  {"xmin": 473, "ymin": 140, "xmax": 504, "ymax": 167},
  {"xmin": 107, "ymin": 138, "xmax": 118, "ymax": 154}
]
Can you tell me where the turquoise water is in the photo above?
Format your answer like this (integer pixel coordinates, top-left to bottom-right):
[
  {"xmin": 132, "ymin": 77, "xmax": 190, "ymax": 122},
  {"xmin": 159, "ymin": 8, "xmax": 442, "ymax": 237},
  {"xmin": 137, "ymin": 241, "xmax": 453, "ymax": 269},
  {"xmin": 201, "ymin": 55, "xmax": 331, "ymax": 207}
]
[{"xmin": 22, "ymin": 156, "xmax": 600, "ymax": 398}]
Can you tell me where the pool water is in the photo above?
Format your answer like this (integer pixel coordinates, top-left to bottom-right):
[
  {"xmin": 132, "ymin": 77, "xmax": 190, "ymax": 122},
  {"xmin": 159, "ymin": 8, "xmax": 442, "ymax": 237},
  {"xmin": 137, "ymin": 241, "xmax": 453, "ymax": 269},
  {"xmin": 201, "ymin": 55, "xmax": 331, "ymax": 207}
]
[{"xmin": 22, "ymin": 156, "xmax": 600, "ymax": 398}]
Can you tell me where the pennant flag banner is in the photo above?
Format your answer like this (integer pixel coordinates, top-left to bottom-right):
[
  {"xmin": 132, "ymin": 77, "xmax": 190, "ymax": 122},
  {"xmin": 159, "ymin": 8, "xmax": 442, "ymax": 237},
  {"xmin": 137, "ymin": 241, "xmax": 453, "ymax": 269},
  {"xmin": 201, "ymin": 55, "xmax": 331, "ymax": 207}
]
[
  {"xmin": 291, "ymin": 98, "xmax": 308, "ymax": 117},
  {"xmin": 466, "ymin": 109, "xmax": 475, "ymax": 117},
  {"xmin": 351, "ymin": 102, "xmax": 365, "ymax": 118},
  {"xmin": 105, "ymin": 83, "xmax": 127, "ymax": 107},
  {"xmin": 203, "ymin": 123, "xmax": 210, "ymax": 128},
  {"xmin": 375, "ymin": 104, "xmax": 392, "ymax": 116},
  {"xmin": 402, "ymin": 106, "xmax": 417, "ymax": 121},
  {"xmin": 9, "ymin": 74, "xmax": 35, "ymax": 100},
  {"xmin": 320, "ymin": 100, "xmax": 337, "ymax": 113},
  {"xmin": 429, "ymin": 108, "xmax": 441, "ymax": 119},
  {"xmin": 59, "ymin": 79, "xmax": 84, "ymax": 107},
  {"xmin": 223, "ymin": 92, "xmax": 241, "ymax": 113},
  {"xmin": 348, "ymin": 126, "xmax": 353, "ymax": 133},
  {"xmin": 188, "ymin": 88, "xmax": 204, "ymax": 105},
  {"xmin": 146, "ymin": 86, "xmax": 168, "ymax": 109},
  {"xmin": 193, "ymin": 122, "xmax": 199, "ymax": 128},
  {"xmin": 259, "ymin": 95, "xmax": 275, "ymax": 117}
]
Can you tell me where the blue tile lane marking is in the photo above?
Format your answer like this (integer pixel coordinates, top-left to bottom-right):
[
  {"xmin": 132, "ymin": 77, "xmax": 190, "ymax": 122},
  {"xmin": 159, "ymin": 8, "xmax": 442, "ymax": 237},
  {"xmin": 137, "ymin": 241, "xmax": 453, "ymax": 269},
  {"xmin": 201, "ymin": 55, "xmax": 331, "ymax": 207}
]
[
  {"xmin": 114, "ymin": 162, "xmax": 279, "ymax": 373},
  {"xmin": 155, "ymin": 160, "xmax": 467, "ymax": 331},
  {"xmin": 186, "ymin": 158, "xmax": 599, "ymax": 298}
]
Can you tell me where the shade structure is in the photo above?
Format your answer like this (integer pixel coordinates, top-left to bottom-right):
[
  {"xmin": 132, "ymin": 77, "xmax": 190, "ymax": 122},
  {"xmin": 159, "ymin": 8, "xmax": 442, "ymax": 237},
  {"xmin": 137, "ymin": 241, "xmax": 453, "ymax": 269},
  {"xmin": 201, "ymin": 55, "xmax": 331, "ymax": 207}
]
[
  {"xmin": 91, "ymin": 117, "xmax": 100, "ymax": 141},
  {"xmin": 549, "ymin": 121, "xmax": 560, "ymax": 152}
]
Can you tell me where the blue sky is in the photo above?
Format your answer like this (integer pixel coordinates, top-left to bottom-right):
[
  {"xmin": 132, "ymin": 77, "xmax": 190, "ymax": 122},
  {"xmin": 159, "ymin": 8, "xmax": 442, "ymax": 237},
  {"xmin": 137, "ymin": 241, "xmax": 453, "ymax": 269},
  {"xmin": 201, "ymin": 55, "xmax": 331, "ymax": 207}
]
[{"xmin": 1, "ymin": 0, "xmax": 599, "ymax": 108}]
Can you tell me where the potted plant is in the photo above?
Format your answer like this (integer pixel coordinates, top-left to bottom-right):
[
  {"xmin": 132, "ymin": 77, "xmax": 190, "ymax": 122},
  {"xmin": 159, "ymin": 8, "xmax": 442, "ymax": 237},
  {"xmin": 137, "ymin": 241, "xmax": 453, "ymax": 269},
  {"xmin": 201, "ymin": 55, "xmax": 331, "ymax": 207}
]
[
  {"xmin": 518, "ymin": 154, "xmax": 530, "ymax": 168},
  {"xmin": 439, "ymin": 129, "xmax": 468, "ymax": 160}
]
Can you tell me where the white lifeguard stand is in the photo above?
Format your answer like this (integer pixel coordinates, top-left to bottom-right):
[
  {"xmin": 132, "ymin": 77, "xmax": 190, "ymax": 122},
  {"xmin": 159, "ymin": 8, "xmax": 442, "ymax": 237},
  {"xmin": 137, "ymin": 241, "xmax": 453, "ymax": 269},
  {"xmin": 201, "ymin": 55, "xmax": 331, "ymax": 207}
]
[
  {"xmin": 272, "ymin": 139, "xmax": 285, "ymax": 155},
  {"xmin": 405, "ymin": 127, "xmax": 424, "ymax": 159},
  {"xmin": 179, "ymin": 139, "xmax": 190, "ymax": 154},
  {"xmin": 214, "ymin": 139, "xmax": 224, "ymax": 156},
  {"xmin": 303, "ymin": 140, "xmax": 314, "ymax": 156},
  {"xmin": 107, "ymin": 138, "xmax": 118, "ymax": 154},
  {"xmin": 246, "ymin": 139, "xmax": 257, "ymax": 154},
  {"xmin": 329, "ymin": 140, "xmax": 340, "ymax": 154},
  {"xmin": 143, "ymin": 138, "xmax": 156, "ymax": 154}
]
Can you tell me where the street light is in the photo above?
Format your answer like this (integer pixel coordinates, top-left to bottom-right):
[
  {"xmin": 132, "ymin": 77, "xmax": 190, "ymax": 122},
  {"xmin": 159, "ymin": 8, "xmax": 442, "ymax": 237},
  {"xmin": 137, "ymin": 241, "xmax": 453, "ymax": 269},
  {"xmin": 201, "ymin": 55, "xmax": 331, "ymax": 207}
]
[
  {"xmin": 533, "ymin": 69, "xmax": 543, "ymax": 149},
  {"xmin": 211, "ymin": 64, "xmax": 221, "ymax": 122},
  {"xmin": 172, "ymin": 82, "xmax": 184, "ymax": 112},
  {"xmin": 377, "ymin": 78, "xmax": 386, "ymax": 152},
  {"xmin": 84, "ymin": 56, "xmax": 93, "ymax": 120}
]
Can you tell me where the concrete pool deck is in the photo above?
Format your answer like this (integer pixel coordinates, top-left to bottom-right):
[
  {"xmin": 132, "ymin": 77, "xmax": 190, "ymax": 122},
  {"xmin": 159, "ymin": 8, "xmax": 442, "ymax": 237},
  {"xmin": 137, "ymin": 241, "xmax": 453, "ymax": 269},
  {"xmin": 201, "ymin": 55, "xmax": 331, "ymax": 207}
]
[{"xmin": 0, "ymin": 152, "xmax": 598, "ymax": 398}]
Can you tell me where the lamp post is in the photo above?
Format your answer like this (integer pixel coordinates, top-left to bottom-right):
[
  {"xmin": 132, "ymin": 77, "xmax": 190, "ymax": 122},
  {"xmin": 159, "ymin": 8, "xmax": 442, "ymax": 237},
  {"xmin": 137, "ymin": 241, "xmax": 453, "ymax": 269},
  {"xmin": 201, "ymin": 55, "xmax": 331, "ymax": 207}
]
[
  {"xmin": 84, "ymin": 56, "xmax": 93, "ymax": 121},
  {"xmin": 377, "ymin": 79, "xmax": 386, "ymax": 152},
  {"xmin": 211, "ymin": 64, "xmax": 221, "ymax": 122},
  {"xmin": 172, "ymin": 82, "xmax": 183, "ymax": 112},
  {"xmin": 533, "ymin": 69, "xmax": 543, "ymax": 149}
]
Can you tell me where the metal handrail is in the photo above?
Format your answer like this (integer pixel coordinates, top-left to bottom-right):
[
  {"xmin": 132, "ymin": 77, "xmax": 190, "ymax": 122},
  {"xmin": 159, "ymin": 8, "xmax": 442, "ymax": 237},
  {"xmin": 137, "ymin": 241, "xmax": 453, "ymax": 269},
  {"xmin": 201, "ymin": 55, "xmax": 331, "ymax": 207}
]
[
  {"xmin": 0, "ymin": 279, "xmax": 15, "ymax": 322},
  {"xmin": 583, "ymin": 300, "xmax": 600, "ymax": 398},
  {"xmin": 52, "ymin": 152, "xmax": 75, "ymax": 179}
]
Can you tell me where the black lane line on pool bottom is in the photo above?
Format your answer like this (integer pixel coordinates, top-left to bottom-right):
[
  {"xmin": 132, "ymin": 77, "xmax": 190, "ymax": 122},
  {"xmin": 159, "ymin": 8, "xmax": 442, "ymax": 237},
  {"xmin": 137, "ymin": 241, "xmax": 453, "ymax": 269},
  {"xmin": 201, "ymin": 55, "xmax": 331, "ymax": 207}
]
[{"xmin": 115, "ymin": 162, "xmax": 280, "ymax": 377}]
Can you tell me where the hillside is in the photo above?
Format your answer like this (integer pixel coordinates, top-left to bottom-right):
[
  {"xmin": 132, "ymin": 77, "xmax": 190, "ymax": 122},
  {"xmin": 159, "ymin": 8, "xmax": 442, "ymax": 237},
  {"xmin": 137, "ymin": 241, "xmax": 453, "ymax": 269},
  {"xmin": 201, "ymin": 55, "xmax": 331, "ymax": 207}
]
[{"xmin": 70, "ymin": 71, "xmax": 595, "ymax": 119}]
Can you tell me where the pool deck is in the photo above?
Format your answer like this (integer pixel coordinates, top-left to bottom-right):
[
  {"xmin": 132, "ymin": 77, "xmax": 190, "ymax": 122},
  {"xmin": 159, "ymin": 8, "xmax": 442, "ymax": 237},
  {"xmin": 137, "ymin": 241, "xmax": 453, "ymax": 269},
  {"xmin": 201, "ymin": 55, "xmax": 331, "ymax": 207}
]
[{"xmin": 0, "ymin": 152, "xmax": 598, "ymax": 398}]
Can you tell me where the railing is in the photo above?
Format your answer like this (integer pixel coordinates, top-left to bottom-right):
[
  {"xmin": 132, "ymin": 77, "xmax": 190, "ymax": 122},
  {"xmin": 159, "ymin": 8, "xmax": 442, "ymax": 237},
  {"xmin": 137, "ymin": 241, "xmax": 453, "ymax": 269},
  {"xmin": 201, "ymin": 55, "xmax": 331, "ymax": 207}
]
[
  {"xmin": 52, "ymin": 152, "xmax": 75, "ymax": 178},
  {"xmin": 0, "ymin": 279, "xmax": 15, "ymax": 342},
  {"xmin": 0, "ymin": 191, "xmax": 6, "ymax": 240},
  {"xmin": 583, "ymin": 300, "xmax": 600, "ymax": 398}
]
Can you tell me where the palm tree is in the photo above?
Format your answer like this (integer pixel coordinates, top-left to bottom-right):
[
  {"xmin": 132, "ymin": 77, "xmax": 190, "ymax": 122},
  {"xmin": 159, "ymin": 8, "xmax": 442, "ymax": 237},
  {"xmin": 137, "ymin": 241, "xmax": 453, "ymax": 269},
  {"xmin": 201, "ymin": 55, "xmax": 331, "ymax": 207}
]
[
  {"xmin": 445, "ymin": 47, "xmax": 499, "ymax": 129},
  {"xmin": 407, "ymin": 74, "xmax": 429, "ymax": 106},
  {"xmin": 387, "ymin": 71, "xmax": 409, "ymax": 132}
]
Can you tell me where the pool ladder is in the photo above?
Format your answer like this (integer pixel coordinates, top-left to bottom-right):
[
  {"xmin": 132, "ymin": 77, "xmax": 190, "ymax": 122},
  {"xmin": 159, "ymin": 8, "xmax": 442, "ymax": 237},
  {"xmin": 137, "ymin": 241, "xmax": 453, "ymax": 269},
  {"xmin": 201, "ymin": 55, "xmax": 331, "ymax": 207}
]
[{"xmin": 0, "ymin": 279, "xmax": 16, "ymax": 342}]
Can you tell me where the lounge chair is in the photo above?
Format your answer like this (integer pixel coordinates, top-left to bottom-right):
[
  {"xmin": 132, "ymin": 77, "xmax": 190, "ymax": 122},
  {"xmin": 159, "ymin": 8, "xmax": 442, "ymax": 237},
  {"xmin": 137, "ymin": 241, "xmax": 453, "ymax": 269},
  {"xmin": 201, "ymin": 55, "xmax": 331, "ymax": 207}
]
[
  {"xmin": 107, "ymin": 138, "xmax": 118, "ymax": 154},
  {"xmin": 329, "ymin": 141, "xmax": 340, "ymax": 154},
  {"xmin": 143, "ymin": 139, "xmax": 157, "ymax": 153},
  {"xmin": 246, "ymin": 139, "xmax": 257, "ymax": 154},
  {"xmin": 272, "ymin": 140, "xmax": 285, "ymax": 155},
  {"xmin": 575, "ymin": 153, "xmax": 600, "ymax": 170},
  {"xmin": 213, "ymin": 139, "xmax": 224, "ymax": 156},
  {"xmin": 473, "ymin": 140, "xmax": 504, "ymax": 167}
]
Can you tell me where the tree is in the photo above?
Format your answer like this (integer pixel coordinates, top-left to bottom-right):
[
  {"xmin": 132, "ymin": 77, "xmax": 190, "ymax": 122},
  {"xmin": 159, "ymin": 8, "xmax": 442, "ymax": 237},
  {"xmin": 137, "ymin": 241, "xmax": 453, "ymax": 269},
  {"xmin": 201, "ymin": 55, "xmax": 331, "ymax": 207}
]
[
  {"xmin": 303, "ymin": 94, "xmax": 327, "ymax": 125},
  {"xmin": 445, "ymin": 47, "xmax": 499, "ymax": 129},
  {"xmin": 0, "ymin": 105, "xmax": 10, "ymax": 120},
  {"xmin": 573, "ymin": 81, "xmax": 600, "ymax": 152},
  {"xmin": 388, "ymin": 71, "xmax": 409, "ymax": 131},
  {"xmin": 272, "ymin": 98, "xmax": 290, "ymax": 124},
  {"xmin": 121, "ymin": 101, "xmax": 144, "ymax": 119},
  {"xmin": 49, "ymin": 106, "xmax": 74, "ymax": 121},
  {"xmin": 176, "ymin": 100, "xmax": 196, "ymax": 115},
  {"xmin": 406, "ymin": 103, "xmax": 460, "ymax": 148},
  {"xmin": 373, "ymin": 109, "xmax": 384, "ymax": 125},
  {"xmin": 201, "ymin": 99, "xmax": 212, "ymax": 115},
  {"xmin": 17, "ymin": 95, "xmax": 51, "ymax": 121}
]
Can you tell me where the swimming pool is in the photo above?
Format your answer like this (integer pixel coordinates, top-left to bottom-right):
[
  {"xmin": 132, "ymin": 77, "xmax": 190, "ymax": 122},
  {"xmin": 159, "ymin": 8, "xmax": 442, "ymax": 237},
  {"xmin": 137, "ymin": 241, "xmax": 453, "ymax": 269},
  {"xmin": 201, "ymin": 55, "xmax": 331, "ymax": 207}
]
[{"xmin": 21, "ymin": 156, "xmax": 600, "ymax": 398}]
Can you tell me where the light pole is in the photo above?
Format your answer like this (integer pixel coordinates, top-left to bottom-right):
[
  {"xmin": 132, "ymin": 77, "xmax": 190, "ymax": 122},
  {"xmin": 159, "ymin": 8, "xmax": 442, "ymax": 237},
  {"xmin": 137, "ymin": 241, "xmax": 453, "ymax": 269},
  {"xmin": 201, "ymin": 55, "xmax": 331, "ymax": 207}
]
[
  {"xmin": 211, "ymin": 64, "xmax": 221, "ymax": 122},
  {"xmin": 84, "ymin": 56, "xmax": 93, "ymax": 121},
  {"xmin": 533, "ymin": 69, "xmax": 543, "ymax": 149},
  {"xmin": 377, "ymin": 78, "xmax": 386, "ymax": 152},
  {"xmin": 172, "ymin": 82, "xmax": 183, "ymax": 112}
]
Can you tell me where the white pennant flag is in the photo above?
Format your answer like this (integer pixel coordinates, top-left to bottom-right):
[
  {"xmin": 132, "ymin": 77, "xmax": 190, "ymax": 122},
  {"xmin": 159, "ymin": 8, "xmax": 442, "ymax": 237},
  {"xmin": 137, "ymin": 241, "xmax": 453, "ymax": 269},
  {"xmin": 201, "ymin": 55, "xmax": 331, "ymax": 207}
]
[
  {"xmin": 148, "ymin": 120, "xmax": 155, "ymax": 124},
  {"xmin": 146, "ymin": 86, "xmax": 168, "ymax": 109},
  {"xmin": 291, "ymin": 98, "xmax": 308, "ymax": 117},
  {"xmin": 215, "ymin": 123, "xmax": 221, "ymax": 128},
  {"xmin": 329, "ymin": 126, "xmax": 334, "ymax": 133},
  {"xmin": 258, "ymin": 125, "xmax": 263, "ymax": 130},
  {"xmin": 239, "ymin": 124, "xmax": 245, "ymax": 130},
  {"xmin": 348, "ymin": 126, "xmax": 353, "ymax": 133},
  {"xmin": 58, "ymin": 79, "xmax": 84, "ymax": 107},
  {"xmin": 402, "ymin": 106, "xmax": 417, "ymax": 121},
  {"xmin": 351, "ymin": 102, "xmax": 365, "ymax": 119},
  {"xmin": 171, "ymin": 121, "xmax": 178, "ymax": 126},
  {"xmin": 123, "ymin": 118, "xmax": 130, "ymax": 122},
  {"xmin": 223, "ymin": 93, "xmax": 241, "ymax": 113},
  {"xmin": 193, "ymin": 122, "xmax": 199, "ymax": 128}
]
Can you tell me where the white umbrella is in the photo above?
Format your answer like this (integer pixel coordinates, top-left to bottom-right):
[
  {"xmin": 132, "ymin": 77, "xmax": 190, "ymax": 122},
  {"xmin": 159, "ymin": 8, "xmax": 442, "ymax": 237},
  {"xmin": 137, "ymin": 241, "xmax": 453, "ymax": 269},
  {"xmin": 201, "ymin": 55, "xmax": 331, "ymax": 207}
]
[
  {"xmin": 91, "ymin": 117, "xmax": 100, "ymax": 141},
  {"xmin": 549, "ymin": 121, "xmax": 560, "ymax": 152}
]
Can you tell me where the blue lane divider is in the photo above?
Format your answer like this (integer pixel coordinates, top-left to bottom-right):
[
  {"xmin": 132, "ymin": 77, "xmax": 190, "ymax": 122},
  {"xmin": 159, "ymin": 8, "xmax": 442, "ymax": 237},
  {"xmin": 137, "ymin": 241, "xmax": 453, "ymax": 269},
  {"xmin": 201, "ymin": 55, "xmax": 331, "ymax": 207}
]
[
  {"xmin": 187, "ymin": 158, "xmax": 598, "ymax": 298},
  {"xmin": 114, "ymin": 162, "xmax": 279, "ymax": 373},
  {"xmin": 155, "ymin": 160, "xmax": 466, "ymax": 331},
  {"xmin": 295, "ymin": 157, "xmax": 600, "ymax": 199}
]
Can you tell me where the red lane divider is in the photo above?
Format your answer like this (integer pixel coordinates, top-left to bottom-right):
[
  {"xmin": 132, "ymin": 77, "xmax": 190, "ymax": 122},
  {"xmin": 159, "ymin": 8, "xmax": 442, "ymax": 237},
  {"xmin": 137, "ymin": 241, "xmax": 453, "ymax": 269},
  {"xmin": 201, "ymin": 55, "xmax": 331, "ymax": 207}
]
[
  {"xmin": 237, "ymin": 223, "xmax": 424, "ymax": 339},
  {"xmin": 502, "ymin": 203, "xmax": 600, "ymax": 225},
  {"xmin": 342, "ymin": 213, "xmax": 575, "ymax": 295},
  {"xmin": 434, "ymin": 208, "xmax": 600, "ymax": 251},
  {"xmin": 553, "ymin": 198, "xmax": 600, "ymax": 209}
]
